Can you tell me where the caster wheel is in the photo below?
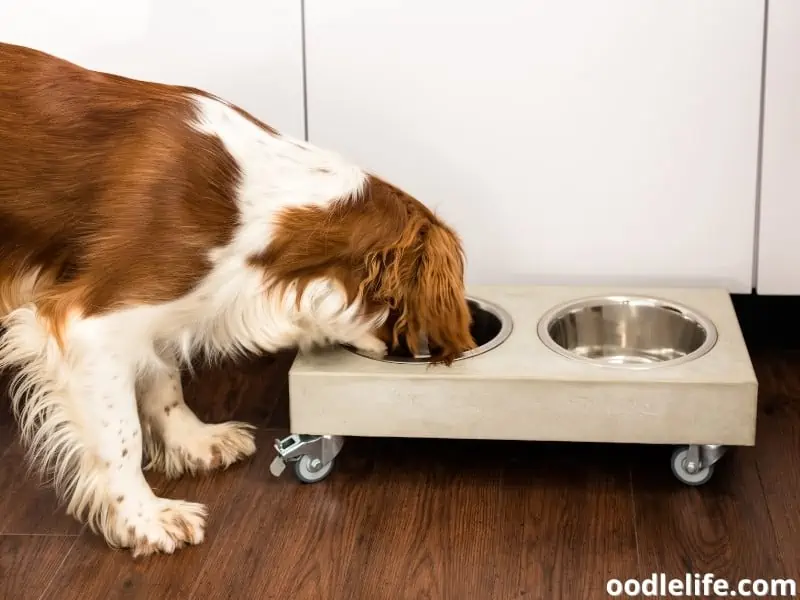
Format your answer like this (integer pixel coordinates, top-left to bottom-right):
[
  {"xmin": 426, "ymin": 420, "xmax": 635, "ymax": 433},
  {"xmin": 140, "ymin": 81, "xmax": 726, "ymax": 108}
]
[
  {"xmin": 671, "ymin": 446, "xmax": 714, "ymax": 486},
  {"xmin": 293, "ymin": 455, "xmax": 335, "ymax": 484}
]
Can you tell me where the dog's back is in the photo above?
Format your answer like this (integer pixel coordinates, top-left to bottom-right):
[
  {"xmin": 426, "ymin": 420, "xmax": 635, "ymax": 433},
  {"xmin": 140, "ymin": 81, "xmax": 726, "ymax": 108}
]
[{"xmin": 0, "ymin": 42, "xmax": 239, "ymax": 317}]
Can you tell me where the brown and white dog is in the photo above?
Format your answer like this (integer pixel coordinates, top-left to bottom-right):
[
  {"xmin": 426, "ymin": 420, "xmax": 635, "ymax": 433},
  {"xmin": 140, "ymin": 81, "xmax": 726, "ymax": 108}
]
[{"xmin": 0, "ymin": 42, "xmax": 475, "ymax": 556}]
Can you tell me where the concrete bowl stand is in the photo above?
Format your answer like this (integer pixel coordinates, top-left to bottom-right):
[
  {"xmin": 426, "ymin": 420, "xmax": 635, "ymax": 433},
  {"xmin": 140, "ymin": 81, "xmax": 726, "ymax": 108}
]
[{"xmin": 270, "ymin": 285, "xmax": 757, "ymax": 486}]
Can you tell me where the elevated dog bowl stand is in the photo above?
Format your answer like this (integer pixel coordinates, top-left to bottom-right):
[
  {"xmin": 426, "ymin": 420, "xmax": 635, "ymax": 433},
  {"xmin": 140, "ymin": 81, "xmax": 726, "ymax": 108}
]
[{"xmin": 270, "ymin": 285, "xmax": 757, "ymax": 486}]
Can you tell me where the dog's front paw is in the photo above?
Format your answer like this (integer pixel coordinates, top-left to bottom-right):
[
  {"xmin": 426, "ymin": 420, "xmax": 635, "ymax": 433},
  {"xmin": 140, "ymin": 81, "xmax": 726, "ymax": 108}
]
[
  {"xmin": 351, "ymin": 334, "xmax": 388, "ymax": 358},
  {"xmin": 145, "ymin": 421, "xmax": 257, "ymax": 479},
  {"xmin": 106, "ymin": 496, "xmax": 207, "ymax": 557}
]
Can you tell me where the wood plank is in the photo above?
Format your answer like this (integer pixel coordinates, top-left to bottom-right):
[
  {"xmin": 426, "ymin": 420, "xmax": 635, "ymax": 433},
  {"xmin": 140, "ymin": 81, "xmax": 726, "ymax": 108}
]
[
  {"xmin": 0, "ymin": 535, "xmax": 76, "ymax": 600},
  {"xmin": 498, "ymin": 440, "xmax": 641, "ymax": 600},
  {"xmin": 43, "ymin": 451, "xmax": 256, "ymax": 600},
  {"xmin": 752, "ymin": 350, "xmax": 800, "ymax": 580},
  {"xmin": 337, "ymin": 437, "xmax": 640, "ymax": 600},
  {"xmin": 630, "ymin": 438, "xmax": 786, "ymax": 594},
  {"xmin": 0, "ymin": 423, "xmax": 14, "ymax": 456},
  {"xmin": 4, "ymin": 324, "xmax": 800, "ymax": 598},
  {"xmin": 337, "ymin": 437, "xmax": 506, "ymax": 600},
  {"xmin": 185, "ymin": 430, "xmax": 373, "ymax": 600},
  {"xmin": 0, "ymin": 431, "xmax": 83, "ymax": 535}
]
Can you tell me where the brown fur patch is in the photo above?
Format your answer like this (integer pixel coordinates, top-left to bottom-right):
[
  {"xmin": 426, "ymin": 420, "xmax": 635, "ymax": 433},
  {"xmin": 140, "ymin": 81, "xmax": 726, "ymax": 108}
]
[
  {"xmin": 251, "ymin": 176, "xmax": 475, "ymax": 364},
  {"xmin": 0, "ymin": 42, "xmax": 246, "ymax": 343}
]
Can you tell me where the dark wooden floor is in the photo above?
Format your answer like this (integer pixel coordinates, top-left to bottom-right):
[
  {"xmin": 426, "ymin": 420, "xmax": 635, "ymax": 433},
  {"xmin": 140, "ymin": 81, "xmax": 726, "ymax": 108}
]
[{"xmin": 1, "ymin": 295, "xmax": 800, "ymax": 600}]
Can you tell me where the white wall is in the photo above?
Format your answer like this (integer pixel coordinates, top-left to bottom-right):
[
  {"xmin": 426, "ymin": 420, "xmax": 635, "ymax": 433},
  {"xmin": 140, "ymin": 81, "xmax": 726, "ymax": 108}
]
[
  {"xmin": 0, "ymin": 0, "xmax": 305, "ymax": 138},
  {"xmin": 2, "ymin": 1, "xmax": 783, "ymax": 294},
  {"xmin": 305, "ymin": 1, "xmax": 765, "ymax": 293},
  {"xmin": 756, "ymin": 0, "xmax": 800, "ymax": 295}
]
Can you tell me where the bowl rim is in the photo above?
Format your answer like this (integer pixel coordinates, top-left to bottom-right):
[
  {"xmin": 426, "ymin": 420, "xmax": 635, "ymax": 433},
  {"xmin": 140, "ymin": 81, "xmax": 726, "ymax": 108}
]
[
  {"xmin": 343, "ymin": 295, "xmax": 514, "ymax": 364},
  {"xmin": 536, "ymin": 294, "xmax": 719, "ymax": 370}
]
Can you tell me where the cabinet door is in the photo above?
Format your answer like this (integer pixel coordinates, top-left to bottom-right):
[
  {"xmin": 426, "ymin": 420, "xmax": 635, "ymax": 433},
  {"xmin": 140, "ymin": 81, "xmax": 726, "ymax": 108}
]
[
  {"xmin": 756, "ymin": 0, "xmax": 800, "ymax": 295},
  {"xmin": 305, "ymin": 1, "xmax": 765, "ymax": 293},
  {"xmin": 0, "ymin": 0, "xmax": 304, "ymax": 138}
]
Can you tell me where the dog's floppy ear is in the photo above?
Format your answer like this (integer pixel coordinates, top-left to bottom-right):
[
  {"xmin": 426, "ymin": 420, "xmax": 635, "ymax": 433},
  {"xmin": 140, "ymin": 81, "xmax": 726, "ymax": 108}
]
[
  {"xmin": 352, "ymin": 176, "xmax": 475, "ymax": 364},
  {"xmin": 359, "ymin": 216, "xmax": 475, "ymax": 364},
  {"xmin": 403, "ymin": 222, "xmax": 475, "ymax": 364},
  {"xmin": 358, "ymin": 212, "xmax": 427, "ymax": 349}
]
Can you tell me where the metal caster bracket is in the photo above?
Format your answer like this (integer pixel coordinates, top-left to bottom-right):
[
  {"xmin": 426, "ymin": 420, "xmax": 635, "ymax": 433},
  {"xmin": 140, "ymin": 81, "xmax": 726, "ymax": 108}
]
[
  {"xmin": 270, "ymin": 434, "xmax": 345, "ymax": 484},
  {"xmin": 671, "ymin": 444, "xmax": 728, "ymax": 486}
]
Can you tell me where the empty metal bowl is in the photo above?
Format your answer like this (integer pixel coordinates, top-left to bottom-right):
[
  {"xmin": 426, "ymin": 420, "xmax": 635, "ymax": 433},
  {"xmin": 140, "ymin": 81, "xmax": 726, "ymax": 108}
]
[
  {"xmin": 345, "ymin": 296, "xmax": 513, "ymax": 364},
  {"xmin": 537, "ymin": 295, "xmax": 718, "ymax": 369}
]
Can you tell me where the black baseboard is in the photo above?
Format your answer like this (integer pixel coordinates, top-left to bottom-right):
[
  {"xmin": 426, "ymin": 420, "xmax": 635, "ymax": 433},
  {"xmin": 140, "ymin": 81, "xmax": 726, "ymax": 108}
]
[{"xmin": 731, "ymin": 292, "xmax": 800, "ymax": 351}]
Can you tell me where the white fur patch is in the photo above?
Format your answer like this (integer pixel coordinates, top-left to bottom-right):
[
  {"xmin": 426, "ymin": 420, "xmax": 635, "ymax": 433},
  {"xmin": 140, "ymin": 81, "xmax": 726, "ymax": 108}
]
[{"xmin": 188, "ymin": 93, "xmax": 367, "ymax": 266}]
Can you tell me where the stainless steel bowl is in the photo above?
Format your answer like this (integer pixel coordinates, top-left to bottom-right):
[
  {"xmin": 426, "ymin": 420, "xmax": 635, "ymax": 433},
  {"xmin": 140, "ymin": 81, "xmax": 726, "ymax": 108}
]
[
  {"xmin": 344, "ymin": 296, "xmax": 513, "ymax": 364},
  {"xmin": 537, "ymin": 295, "xmax": 718, "ymax": 369}
]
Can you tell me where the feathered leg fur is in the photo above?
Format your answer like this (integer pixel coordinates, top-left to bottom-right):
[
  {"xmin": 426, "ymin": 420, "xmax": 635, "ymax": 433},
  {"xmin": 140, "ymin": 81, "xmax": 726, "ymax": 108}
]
[
  {"xmin": 137, "ymin": 354, "xmax": 256, "ymax": 479},
  {"xmin": 0, "ymin": 307, "xmax": 214, "ymax": 556}
]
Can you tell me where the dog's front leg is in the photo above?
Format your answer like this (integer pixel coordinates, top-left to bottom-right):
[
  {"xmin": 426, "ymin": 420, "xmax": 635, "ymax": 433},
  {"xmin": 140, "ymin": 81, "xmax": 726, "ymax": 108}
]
[
  {"xmin": 69, "ymin": 344, "xmax": 207, "ymax": 557},
  {"xmin": 1, "ymin": 307, "xmax": 207, "ymax": 557}
]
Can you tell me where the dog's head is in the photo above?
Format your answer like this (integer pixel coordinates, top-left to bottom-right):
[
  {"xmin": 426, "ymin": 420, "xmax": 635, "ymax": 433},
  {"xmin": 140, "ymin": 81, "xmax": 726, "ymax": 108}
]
[
  {"xmin": 357, "ymin": 187, "xmax": 476, "ymax": 364},
  {"xmin": 256, "ymin": 175, "xmax": 476, "ymax": 364}
]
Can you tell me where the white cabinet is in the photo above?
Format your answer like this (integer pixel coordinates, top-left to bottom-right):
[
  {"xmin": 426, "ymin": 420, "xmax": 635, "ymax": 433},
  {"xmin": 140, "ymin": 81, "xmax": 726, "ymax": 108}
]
[
  {"xmin": 755, "ymin": 0, "xmax": 800, "ymax": 295},
  {"xmin": 305, "ymin": 1, "xmax": 765, "ymax": 293},
  {"xmin": 0, "ymin": 0, "xmax": 305, "ymax": 138}
]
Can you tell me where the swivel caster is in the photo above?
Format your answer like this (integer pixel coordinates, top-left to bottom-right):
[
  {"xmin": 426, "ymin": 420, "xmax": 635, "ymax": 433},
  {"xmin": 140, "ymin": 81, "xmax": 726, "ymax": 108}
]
[
  {"xmin": 270, "ymin": 433, "xmax": 344, "ymax": 484},
  {"xmin": 670, "ymin": 444, "xmax": 727, "ymax": 486}
]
